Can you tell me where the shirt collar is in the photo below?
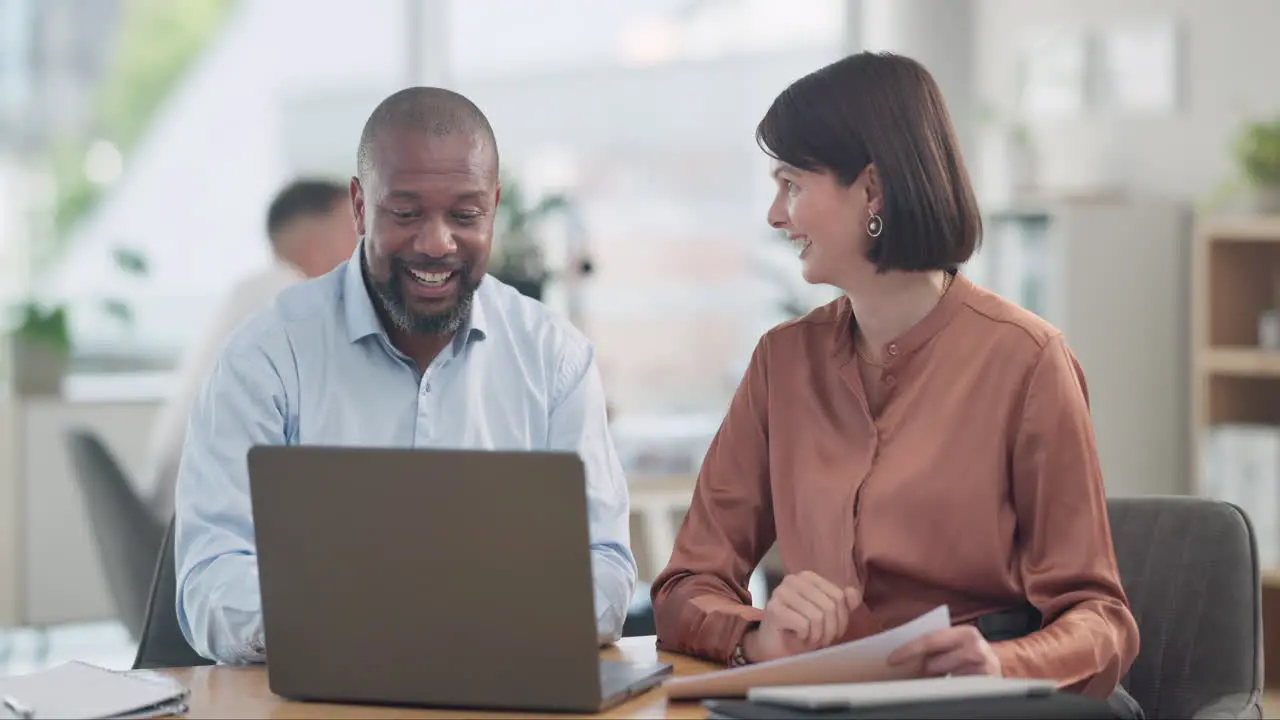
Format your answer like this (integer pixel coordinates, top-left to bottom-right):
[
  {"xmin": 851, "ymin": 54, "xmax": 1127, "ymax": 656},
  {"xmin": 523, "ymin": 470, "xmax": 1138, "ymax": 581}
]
[
  {"xmin": 343, "ymin": 244, "xmax": 384, "ymax": 344},
  {"xmin": 342, "ymin": 241, "xmax": 488, "ymax": 349},
  {"xmin": 457, "ymin": 280, "xmax": 489, "ymax": 346},
  {"xmin": 831, "ymin": 270, "xmax": 970, "ymax": 360}
]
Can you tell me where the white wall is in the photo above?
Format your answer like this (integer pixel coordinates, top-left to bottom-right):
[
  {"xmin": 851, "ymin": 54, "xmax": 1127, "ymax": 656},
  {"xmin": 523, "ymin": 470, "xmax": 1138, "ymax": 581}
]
[
  {"xmin": 976, "ymin": 0, "xmax": 1280, "ymax": 201},
  {"xmin": 860, "ymin": 0, "xmax": 977, "ymax": 164},
  {"xmin": 20, "ymin": 400, "xmax": 158, "ymax": 626},
  {"xmin": 0, "ymin": 395, "xmax": 160, "ymax": 627},
  {"xmin": 0, "ymin": 395, "xmax": 18, "ymax": 625}
]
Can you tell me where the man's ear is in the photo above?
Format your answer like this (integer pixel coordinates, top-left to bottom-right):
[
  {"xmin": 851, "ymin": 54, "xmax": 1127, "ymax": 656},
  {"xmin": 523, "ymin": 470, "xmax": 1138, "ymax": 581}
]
[
  {"xmin": 350, "ymin": 176, "xmax": 367, "ymax": 236},
  {"xmin": 862, "ymin": 163, "xmax": 884, "ymax": 215}
]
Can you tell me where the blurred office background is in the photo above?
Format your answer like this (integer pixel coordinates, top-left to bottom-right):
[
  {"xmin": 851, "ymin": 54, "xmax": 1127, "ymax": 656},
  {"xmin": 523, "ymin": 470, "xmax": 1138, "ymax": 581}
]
[{"xmin": 2, "ymin": 0, "xmax": 1279, "ymax": 686}]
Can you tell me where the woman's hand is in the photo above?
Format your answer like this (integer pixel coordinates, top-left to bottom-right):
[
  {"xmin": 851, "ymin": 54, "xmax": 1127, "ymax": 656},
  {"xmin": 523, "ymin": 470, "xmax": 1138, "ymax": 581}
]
[
  {"xmin": 887, "ymin": 625, "xmax": 1002, "ymax": 677},
  {"xmin": 742, "ymin": 571, "xmax": 861, "ymax": 663}
]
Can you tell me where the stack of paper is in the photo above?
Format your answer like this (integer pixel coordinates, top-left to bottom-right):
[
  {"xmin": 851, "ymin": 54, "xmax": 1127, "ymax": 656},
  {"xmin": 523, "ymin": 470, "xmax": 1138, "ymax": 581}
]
[
  {"xmin": 664, "ymin": 605, "xmax": 951, "ymax": 700},
  {"xmin": 0, "ymin": 661, "xmax": 189, "ymax": 719}
]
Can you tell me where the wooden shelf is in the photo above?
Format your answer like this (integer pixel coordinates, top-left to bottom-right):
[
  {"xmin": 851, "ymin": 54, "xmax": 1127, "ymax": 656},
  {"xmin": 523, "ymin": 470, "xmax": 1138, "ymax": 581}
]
[
  {"xmin": 1265, "ymin": 568, "xmax": 1280, "ymax": 589},
  {"xmin": 1202, "ymin": 347, "xmax": 1280, "ymax": 377},
  {"xmin": 1195, "ymin": 214, "xmax": 1280, "ymax": 688},
  {"xmin": 1199, "ymin": 214, "xmax": 1280, "ymax": 243}
]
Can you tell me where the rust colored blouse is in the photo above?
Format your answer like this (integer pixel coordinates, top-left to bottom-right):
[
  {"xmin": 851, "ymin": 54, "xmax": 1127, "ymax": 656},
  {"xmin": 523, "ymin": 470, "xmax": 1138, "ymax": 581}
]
[{"xmin": 651, "ymin": 273, "xmax": 1139, "ymax": 699}]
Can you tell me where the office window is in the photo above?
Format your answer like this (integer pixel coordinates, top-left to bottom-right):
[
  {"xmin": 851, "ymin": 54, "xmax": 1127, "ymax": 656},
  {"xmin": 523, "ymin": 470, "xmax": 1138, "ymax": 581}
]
[
  {"xmin": 0, "ymin": 0, "xmax": 34, "ymax": 123},
  {"xmin": 39, "ymin": 0, "xmax": 410, "ymax": 366},
  {"xmin": 39, "ymin": 0, "xmax": 849, "ymax": 390},
  {"xmin": 451, "ymin": 0, "xmax": 846, "ymax": 416}
]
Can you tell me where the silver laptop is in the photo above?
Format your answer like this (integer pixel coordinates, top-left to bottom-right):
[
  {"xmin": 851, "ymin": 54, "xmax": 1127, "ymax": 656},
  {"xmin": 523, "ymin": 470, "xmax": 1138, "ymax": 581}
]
[{"xmin": 247, "ymin": 446, "xmax": 673, "ymax": 714}]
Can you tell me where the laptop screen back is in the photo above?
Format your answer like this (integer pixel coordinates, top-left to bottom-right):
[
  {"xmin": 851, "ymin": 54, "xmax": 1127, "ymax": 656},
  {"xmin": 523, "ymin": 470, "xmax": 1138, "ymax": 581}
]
[{"xmin": 247, "ymin": 446, "xmax": 603, "ymax": 711}]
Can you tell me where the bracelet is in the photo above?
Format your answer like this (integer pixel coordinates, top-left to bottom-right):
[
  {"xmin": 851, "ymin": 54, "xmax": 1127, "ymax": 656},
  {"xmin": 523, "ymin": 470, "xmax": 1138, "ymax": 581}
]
[{"xmin": 731, "ymin": 622, "xmax": 760, "ymax": 667}]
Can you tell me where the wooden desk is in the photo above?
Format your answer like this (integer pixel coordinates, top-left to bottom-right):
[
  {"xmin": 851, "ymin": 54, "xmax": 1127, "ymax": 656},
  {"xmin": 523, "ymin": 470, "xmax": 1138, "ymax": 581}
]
[{"xmin": 156, "ymin": 636, "xmax": 718, "ymax": 719}]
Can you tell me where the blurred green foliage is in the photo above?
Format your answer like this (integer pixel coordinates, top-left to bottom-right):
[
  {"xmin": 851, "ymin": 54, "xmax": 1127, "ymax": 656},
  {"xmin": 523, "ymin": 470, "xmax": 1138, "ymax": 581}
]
[
  {"xmin": 14, "ymin": 0, "xmax": 234, "ymax": 357},
  {"xmin": 1235, "ymin": 118, "xmax": 1280, "ymax": 188},
  {"xmin": 46, "ymin": 0, "xmax": 237, "ymax": 260},
  {"xmin": 491, "ymin": 174, "xmax": 571, "ymax": 289},
  {"xmin": 1201, "ymin": 116, "xmax": 1280, "ymax": 214},
  {"xmin": 8, "ymin": 247, "xmax": 149, "ymax": 355}
]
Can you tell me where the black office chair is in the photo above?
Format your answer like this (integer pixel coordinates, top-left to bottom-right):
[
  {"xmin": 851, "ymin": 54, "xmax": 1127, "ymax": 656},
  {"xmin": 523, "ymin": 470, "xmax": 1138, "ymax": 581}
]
[
  {"xmin": 622, "ymin": 581, "xmax": 656, "ymax": 637},
  {"xmin": 1109, "ymin": 496, "xmax": 1262, "ymax": 719},
  {"xmin": 65, "ymin": 429, "xmax": 166, "ymax": 640},
  {"xmin": 133, "ymin": 518, "xmax": 214, "ymax": 669}
]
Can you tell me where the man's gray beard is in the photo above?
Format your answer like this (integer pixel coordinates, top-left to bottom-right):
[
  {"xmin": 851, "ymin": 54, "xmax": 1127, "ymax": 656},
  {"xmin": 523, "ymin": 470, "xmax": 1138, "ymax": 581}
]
[
  {"xmin": 364, "ymin": 256, "xmax": 479, "ymax": 336},
  {"xmin": 383, "ymin": 288, "xmax": 474, "ymax": 335}
]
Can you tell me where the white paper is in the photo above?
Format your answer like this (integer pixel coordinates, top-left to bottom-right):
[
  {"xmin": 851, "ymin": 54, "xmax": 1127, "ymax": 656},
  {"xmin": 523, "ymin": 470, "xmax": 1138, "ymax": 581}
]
[
  {"xmin": 664, "ymin": 605, "xmax": 950, "ymax": 700},
  {"xmin": 748, "ymin": 676, "xmax": 1058, "ymax": 710},
  {"xmin": 0, "ymin": 661, "xmax": 189, "ymax": 719}
]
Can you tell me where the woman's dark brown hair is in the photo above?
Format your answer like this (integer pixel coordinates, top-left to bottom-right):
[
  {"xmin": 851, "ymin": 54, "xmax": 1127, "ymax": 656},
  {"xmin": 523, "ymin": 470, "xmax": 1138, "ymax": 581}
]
[{"xmin": 756, "ymin": 52, "xmax": 982, "ymax": 272}]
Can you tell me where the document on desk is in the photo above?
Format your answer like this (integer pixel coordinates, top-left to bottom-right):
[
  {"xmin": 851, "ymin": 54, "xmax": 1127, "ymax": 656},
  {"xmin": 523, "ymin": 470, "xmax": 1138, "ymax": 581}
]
[
  {"xmin": 664, "ymin": 605, "xmax": 950, "ymax": 700},
  {"xmin": 0, "ymin": 661, "xmax": 189, "ymax": 719}
]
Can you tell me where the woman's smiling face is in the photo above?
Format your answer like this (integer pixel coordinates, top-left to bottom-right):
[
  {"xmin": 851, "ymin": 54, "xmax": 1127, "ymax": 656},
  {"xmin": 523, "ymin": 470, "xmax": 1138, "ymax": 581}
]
[{"xmin": 765, "ymin": 160, "xmax": 881, "ymax": 288}]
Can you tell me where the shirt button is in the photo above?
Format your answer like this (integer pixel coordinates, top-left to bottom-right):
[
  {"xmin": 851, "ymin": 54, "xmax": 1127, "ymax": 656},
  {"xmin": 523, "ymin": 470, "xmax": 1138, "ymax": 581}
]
[
  {"xmin": 884, "ymin": 374, "xmax": 896, "ymax": 387},
  {"xmin": 887, "ymin": 343, "xmax": 899, "ymax": 356}
]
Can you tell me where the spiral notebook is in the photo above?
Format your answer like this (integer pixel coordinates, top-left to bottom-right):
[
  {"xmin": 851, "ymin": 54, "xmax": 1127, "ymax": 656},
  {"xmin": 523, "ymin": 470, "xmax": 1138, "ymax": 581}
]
[{"xmin": 0, "ymin": 661, "xmax": 189, "ymax": 719}]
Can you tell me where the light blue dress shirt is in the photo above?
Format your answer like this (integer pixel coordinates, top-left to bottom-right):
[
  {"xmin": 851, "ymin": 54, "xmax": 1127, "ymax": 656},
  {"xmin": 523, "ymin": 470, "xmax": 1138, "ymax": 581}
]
[{"xmin": 173, "ymin": 249, "xmax": 637, "ymax": 664}]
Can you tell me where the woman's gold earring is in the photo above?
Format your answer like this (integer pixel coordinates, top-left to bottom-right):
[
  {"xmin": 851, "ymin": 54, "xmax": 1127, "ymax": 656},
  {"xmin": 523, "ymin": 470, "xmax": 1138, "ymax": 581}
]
[{"xmin": 867, "ymin": 213, "xmax": 884, "ymax": 238}]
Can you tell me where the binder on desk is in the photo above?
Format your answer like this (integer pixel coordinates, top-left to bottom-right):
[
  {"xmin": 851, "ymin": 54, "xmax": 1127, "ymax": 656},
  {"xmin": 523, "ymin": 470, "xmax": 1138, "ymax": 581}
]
[
  {"xmin": 705, "ymin": 684, "xmax": 1117, "ymax": 720},
  {"xmin": 0, "ymin": 661, "xmax": 189, "ymax": 719},
  {"xmin": 704, "ymin": 695, "xmax": 1117, "ymax": 720}
]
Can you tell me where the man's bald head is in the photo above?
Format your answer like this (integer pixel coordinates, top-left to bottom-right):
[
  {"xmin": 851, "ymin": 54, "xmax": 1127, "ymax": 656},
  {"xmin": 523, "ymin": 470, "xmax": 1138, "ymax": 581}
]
[{"xmin": 356, "ymin": 86, "xmax": 499, "ymax": 182}]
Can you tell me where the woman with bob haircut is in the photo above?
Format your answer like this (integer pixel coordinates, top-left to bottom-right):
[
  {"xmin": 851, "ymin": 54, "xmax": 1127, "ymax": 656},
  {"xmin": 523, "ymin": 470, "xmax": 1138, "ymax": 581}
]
[{"xmin": 651, "ymin": 52, "xmax": 1141, "ymax": 713}]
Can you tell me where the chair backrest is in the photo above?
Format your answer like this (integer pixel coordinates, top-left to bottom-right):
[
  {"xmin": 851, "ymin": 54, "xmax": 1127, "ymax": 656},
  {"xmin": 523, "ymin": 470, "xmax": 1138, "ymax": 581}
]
[
  {"xmin": 64, "ymin": 429, "xmax": 166, "ymax": 639},
  {"xmin": 1108, "ymin": 496, "xmax": 1262, "ymax": 719},
  {"xmin": 133, "ymin": 518, "xmax": 214, "ymax": 669}
]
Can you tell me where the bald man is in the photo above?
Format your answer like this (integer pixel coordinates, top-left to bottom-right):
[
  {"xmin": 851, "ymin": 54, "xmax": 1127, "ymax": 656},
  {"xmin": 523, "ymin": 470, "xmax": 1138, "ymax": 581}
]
[{"xmin": 172, "ymin": 88, "xmax": 637, "ymax": 664}]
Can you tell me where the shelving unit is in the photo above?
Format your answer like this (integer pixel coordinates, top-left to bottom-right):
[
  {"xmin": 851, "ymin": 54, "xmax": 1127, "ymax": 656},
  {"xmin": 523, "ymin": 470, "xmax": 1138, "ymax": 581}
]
[
  {"xmin": 1191, "ymin": 215, "xmax": 1280, "ymax": 476},
  {"xmin": 971, "ymin": 197, "xmax": 1191, "ymax": 498},
  {"xmin": 1191, "ymin": 214, "xmax": 1280, "ymax": 687}
]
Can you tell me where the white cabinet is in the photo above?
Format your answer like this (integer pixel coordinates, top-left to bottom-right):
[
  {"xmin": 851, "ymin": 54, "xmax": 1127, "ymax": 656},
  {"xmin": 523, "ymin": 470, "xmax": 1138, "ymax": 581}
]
[
  {"xmin": 0, "ymin": 390, "xmax": 162, "ymax": 628},
  {"xmin": 965, "ymin": 197, "xmax": 1193, "ymax": 497}
]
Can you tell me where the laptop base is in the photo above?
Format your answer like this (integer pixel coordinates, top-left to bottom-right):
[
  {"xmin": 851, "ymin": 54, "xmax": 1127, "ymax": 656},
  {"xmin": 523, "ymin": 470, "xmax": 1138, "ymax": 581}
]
[{"xmin": 598, "ymin": 660, "xmax": 674, "ymax": 711}]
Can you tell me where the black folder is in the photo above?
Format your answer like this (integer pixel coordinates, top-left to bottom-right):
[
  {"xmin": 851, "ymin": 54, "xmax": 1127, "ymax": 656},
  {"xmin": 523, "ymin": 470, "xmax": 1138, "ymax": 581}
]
[{"xmin": 703, "ymin": 691, "xmax": 1119, "ymax": 720}]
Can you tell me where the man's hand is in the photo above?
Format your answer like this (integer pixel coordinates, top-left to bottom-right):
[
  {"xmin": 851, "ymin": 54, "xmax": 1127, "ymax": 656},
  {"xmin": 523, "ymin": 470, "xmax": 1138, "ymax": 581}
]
[
  {"xmin": 887, "ymin": 625, "xmax": 1002, "ymax": 677},
  {"xmin": 742, "ymin": 571, "xmax": 861, "ymax": 664}
]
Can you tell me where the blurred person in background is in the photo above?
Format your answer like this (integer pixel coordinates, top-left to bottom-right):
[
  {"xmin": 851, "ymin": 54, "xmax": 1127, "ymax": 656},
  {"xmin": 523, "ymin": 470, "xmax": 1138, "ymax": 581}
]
[
  {"xmin": 651, "ymin": 52, "xmax": 1142, "ymax": 719},
  {"xmin": 143, "ymin": 179, "xmax": 357, "ymax": 519}
]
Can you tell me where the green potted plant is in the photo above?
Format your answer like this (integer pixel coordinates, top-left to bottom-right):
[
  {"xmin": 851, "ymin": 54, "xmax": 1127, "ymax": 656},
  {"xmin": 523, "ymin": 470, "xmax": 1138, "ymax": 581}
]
[
  {"xmin": 1233, "ymin": 117, "xmax": 1280, "ymax": 213},
  {"xmin": 6, "ymin": 246, "xmax": 148, "ymax": 395},
  {"xmin": 492, "ymin": 175, "xmax": 570, "ymax": 301}
]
